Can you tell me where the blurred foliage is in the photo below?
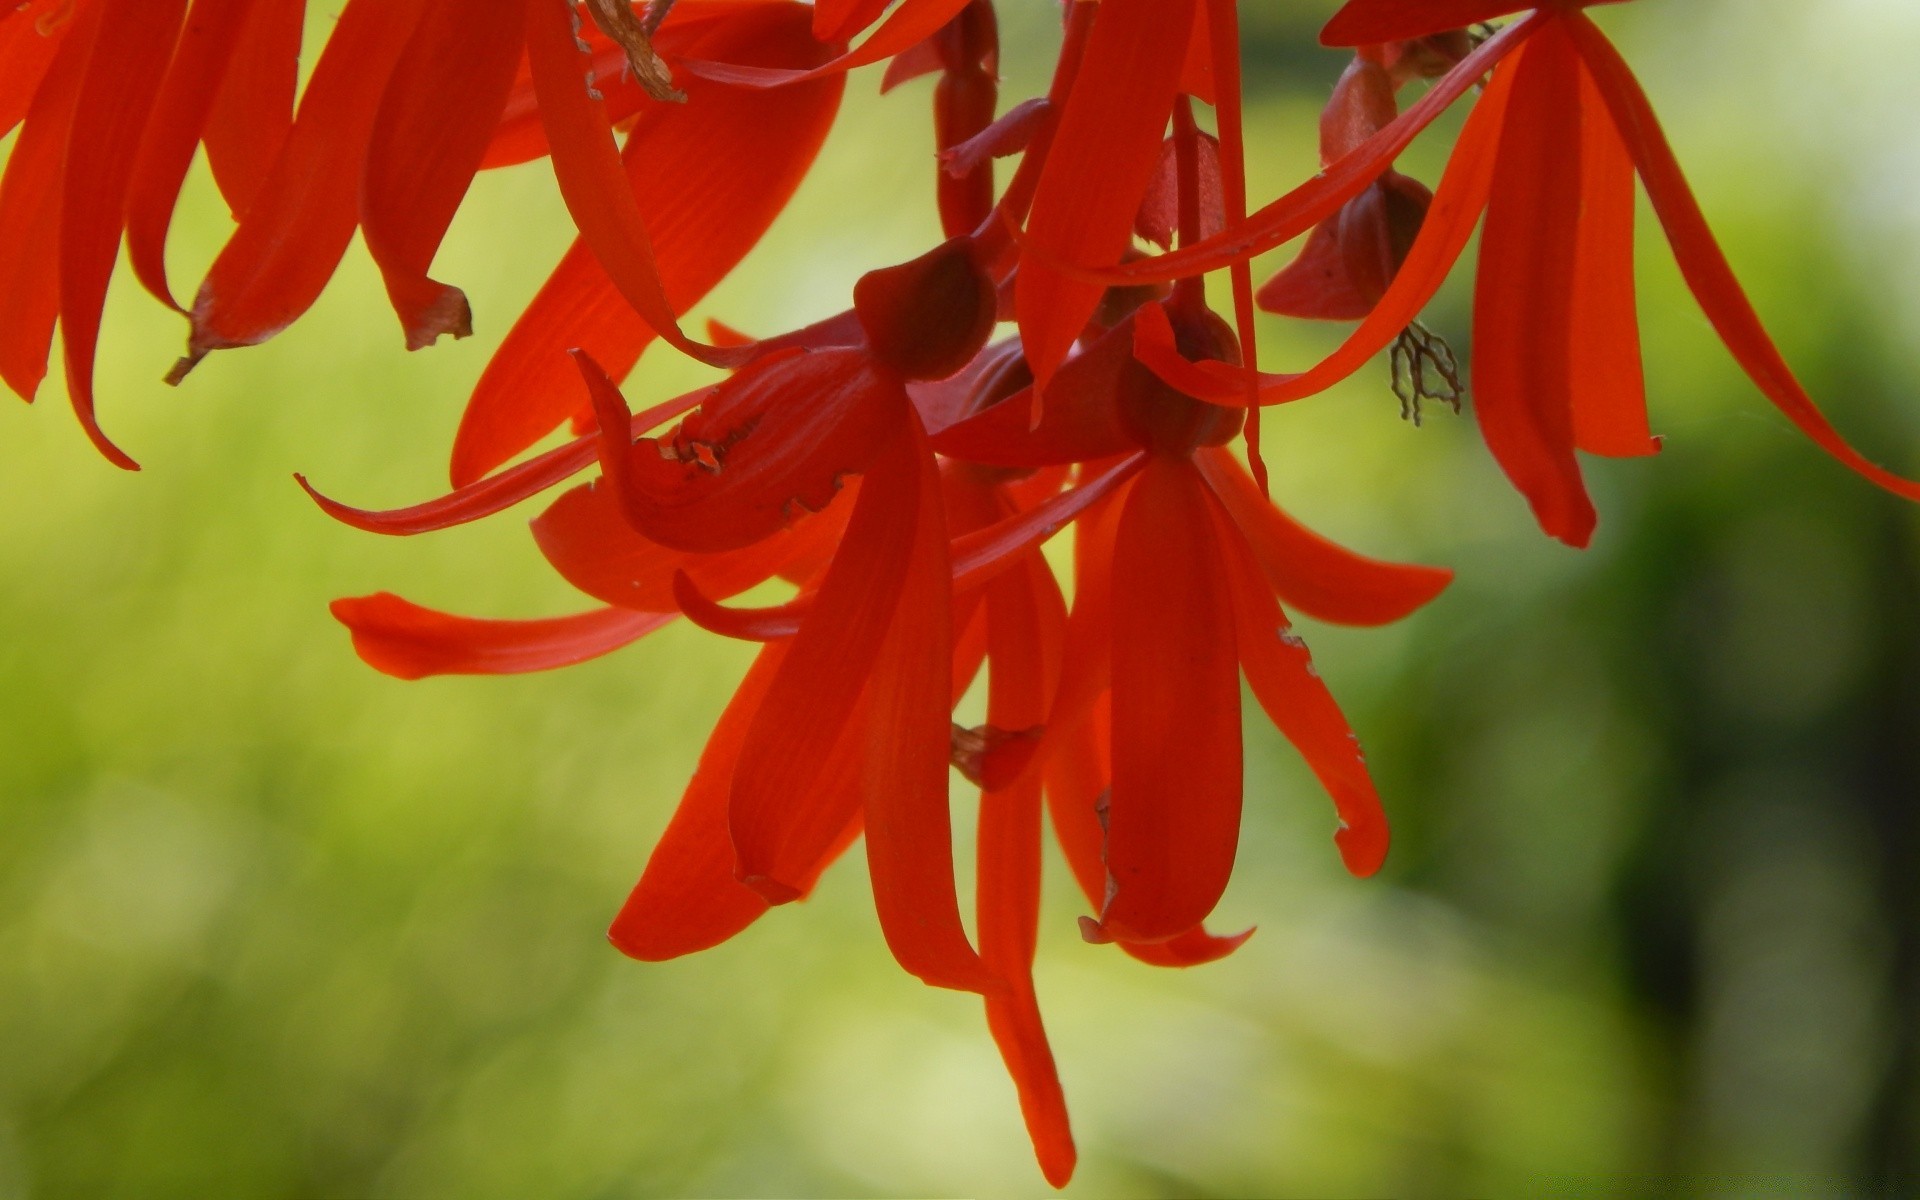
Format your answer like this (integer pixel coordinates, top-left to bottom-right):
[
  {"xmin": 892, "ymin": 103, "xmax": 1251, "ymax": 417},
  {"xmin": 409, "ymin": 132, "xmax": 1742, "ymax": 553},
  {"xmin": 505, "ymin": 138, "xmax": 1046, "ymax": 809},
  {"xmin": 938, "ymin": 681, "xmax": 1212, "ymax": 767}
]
[{"xmin": 1, "ymin": 1, "xmax": 1916, "ymax": 1196}]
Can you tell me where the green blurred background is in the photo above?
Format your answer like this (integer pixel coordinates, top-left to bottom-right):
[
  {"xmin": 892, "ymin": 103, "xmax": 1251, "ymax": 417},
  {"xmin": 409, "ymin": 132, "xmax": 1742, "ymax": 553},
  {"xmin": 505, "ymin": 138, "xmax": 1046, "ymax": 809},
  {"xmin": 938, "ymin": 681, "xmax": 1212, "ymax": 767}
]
[{"xmin": 2, "ymin": 1, "xmax": 1916, "ymax": 1194}]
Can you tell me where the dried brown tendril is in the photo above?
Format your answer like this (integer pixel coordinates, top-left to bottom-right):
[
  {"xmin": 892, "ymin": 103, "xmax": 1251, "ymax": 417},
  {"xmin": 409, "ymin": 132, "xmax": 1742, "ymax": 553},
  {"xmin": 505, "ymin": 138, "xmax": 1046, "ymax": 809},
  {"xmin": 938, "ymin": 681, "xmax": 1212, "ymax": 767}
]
[{"xmin": 1389, "ymin": 321, "xmax": 1464, "ymax": 426}]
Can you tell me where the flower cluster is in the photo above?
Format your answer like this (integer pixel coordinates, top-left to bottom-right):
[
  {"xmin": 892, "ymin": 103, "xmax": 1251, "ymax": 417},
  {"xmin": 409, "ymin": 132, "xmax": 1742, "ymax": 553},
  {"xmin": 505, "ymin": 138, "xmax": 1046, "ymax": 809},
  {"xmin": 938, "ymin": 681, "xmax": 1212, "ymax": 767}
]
[{"xmin": 4, "ymin": 0, "xmax": 1914, "ymax": 1184}]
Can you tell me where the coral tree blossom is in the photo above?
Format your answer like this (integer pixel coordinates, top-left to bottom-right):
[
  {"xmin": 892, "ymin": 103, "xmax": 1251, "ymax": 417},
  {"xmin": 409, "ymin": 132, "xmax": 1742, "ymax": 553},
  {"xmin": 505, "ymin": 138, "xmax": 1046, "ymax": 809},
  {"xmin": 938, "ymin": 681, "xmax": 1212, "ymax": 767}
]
[{"xmin": 4, "ymin": 0, "xmax": 1915, "ymax": 1187}]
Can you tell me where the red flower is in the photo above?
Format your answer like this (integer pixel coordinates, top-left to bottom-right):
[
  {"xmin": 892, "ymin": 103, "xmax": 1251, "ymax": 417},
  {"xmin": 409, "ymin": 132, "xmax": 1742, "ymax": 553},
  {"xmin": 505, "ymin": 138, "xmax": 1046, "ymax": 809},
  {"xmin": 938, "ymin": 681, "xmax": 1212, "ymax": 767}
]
[{"xmin": 1108, "ymin": 2, "xmax": 1920, "ymax": 547}]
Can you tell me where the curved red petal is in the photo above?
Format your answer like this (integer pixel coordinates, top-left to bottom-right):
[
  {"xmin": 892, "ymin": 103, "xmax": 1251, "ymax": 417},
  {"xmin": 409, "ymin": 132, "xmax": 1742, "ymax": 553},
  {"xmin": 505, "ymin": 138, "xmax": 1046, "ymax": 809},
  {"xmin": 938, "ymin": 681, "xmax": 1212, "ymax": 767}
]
[
  {"xmin": 1567, "ymin": 12, "xmax": 1920, "ymax": 503},
  {"xmin": 1015, "ymin": 0, "xmax": 1198, "ymax": 395},
  {"xmin": 1472, "ymin": 24, "xmax": 1596, "ymax": 547},
  {"xmin": 1566, "ymin": 53, "xmax": 1656, "ymax": 459},
  {"xmin": 202, "ymin": 0, "xmax": 302, "ymax": 216},
  {"xmin": 1211, "ymin": 504, "xmax": 1390, "ymax": 877},
  {"xmin": 523, "ymin": 0, "xmax": 754, "ymax": 371},
  {"xmin": 0, "ymin": 0, "xmax": 97, "ymax": 405},
  {"xmin": 362, "ymin": 0, "xmax": 523, "ymax": 351},
  {"xmin": 860, "ymin": 414, "xmax": 995, "ymax": 993},
  {"xmin": 58, "ymin": 0, "xmax": 188, "ymax": 470},
  {"xmin": 177, "ymin": 0, "xmax": 430, "ymax": 375},
  {"xmin": 1196, "ymin": 447, "xmax": 1451, "ymax": 626},
  {"xmin": 297, "ymin": 384, "xmax": 711, "ymax": 535},
  {"xmin": 1095, "ymin": 458, "xmax": 1241, "ymax": 944},
  {"xmin": 125, "ymin": 0, "xmax": 255, "ymax": 313},
  {"xmin": 611, "ymin": 642, "xmax": 784, "ymax": 961},
  {"xmin": 727, "ymin": 414, "xmax": 917, "ymax": 900},
  {"xmin": 330, "ymin": 594, "xmax": 671, "ymax": 680}
]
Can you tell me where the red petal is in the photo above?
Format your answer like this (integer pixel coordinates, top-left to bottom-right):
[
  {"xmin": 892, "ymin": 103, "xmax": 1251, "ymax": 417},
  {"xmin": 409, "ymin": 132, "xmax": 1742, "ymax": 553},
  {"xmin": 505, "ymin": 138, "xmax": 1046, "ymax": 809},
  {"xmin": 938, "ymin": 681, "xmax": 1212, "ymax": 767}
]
[
  {"xmin": 859, "ymin": 414, "xmax": 995, "ymax": 992},
  {"xmin": 1095, "ymin": 458, "xmax": 1242, "ymax": 944},
  {"xmin": 0, "ymin": 0, "xmax": 97, "ymax": 404},
  {"xmin": 0, "ymin": 0, "xmax": 75, "ymax": 140},
  {"xmin": 298, "ymin": 384, "xmax": 710, "ymax": 535},
  {"xmin": 176, "ymin": 0, "xmax": 429, "ymax": 376},
  {"xmin": 451, "ymin": 3, "xmax": 843, "ymax": 483},
  {"xmin": 610, "ymin": 641, "xmax": 786, "ymax": 960},
  {"xmin": 1196, "ymin": 447, "xmax": 1451, "ymax": 626},
  {"xmin": 125, "ymin": 0, "xmax": 255, "ymax": 313},
  {"xmin": 1015, "ymin": 0, "xmax": 1198, "ymax": 395},
  {"xmin": 523, "ymin": 0, "xmax": 753, "ymax": 371},
  {"xmin": 330, "ymin": 593, "xmax": 670, "ymax": 679},
  {"xmin": 1045, "ymin": 692, "xmax": 1251, "ymax": 967},
  {"xmin": 1566, "ymin": 12, "xmax": 1920, "ymax": 503},
  {"xmin": 976, "ymin": 547, "xmax": 1076, "ymax": 1186},
  {"xmin": 362, "ymin": 0, "xmax": 523, "ymax": 351},
  {"xmin": 202, "ymin": 0, "xmax": 302, "ymax": 216},
  {"xmin": 1473, "ymin": 24, "xmax": 1596, "ymax": 547},
  {"xmin": 1567, "ymin": 49, "xmax": 1656, "ymax": 458},
  {"xmin": 726, "ymin": 414, "xmax": 918, "ymax": 901},
  {"xmin": 58, "ymin": 0, "xmax": 188, "ymax": 469},
  {"xmin": 1212, "ymin": 499, "xmax": 1390, "ymax": 877}
]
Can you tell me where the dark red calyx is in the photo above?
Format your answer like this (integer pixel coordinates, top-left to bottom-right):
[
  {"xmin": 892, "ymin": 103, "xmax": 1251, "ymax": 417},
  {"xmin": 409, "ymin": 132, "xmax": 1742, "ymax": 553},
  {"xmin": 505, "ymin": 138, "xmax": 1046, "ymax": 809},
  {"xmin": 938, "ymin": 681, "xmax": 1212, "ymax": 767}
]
[
  {"xmin": 854, "ymin": 236, "xmax": 999, "ymax": 381},
  {"xmin": 1338, "ymin": 170, "xmax": 1432, "ymax": 305},
  {"xmin": 1118, "ymin": 306, "xmax": 1244, "ymax": 456}
]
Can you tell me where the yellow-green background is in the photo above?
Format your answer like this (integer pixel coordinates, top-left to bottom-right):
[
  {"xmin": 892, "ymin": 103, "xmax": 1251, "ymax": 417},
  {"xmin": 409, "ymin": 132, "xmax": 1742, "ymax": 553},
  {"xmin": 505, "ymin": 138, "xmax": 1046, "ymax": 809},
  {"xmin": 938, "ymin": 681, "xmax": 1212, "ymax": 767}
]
[{"xmin": 2, "ymin": 1, "xmax": 1916, "ymax": 1194}]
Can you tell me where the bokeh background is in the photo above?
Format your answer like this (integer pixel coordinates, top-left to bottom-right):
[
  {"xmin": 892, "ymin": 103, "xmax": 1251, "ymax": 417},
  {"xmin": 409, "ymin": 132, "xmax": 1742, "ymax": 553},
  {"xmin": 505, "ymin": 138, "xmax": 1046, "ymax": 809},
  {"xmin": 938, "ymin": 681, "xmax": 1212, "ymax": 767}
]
[{"xmin": 2, "ymin": 1, "xmax": 1917, "ymax": 1195}]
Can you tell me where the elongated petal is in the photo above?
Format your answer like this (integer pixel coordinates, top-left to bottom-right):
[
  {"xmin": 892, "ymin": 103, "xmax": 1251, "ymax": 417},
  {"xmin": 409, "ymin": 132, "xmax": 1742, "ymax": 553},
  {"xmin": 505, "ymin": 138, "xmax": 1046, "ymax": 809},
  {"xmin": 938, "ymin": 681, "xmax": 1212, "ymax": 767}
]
[
  {"xmin": 524, "ymin": 0, "xmax": 757, "ymax": 370},
  {"xmin": 1096, "ymin": 458, "xmax": 1241, "ymax": 944},
  {"xmin": 0, "ymin": 0, "xmax": 97, "ymax": 404},
  {"xmin": 331, "ymin": 594, "xmax": 670, "ymax": 679},
  {"xmin": 59, "ymin": 0, "xmax": 188, "ymax": 470},
  {"xmin": 977, "ymin": 548, "xmax": 1075, "ymax": 1186},
  {"xmin": 727, "ymin": 415, "xmax": 916, "ymax": 900},
  {"xmin": 1127, "ymin": 55, "xmax": 1516, "ymax": 407},
  {"xmin": 202, "ymin": 0, "xmax": 302, "ymax": 216},
  {"xmin": 1015, "ymin": 0, "xmax": 1197, "ymax": 395},
  {"xmin": 860, "ymin": 414, "xmax": 995, "ymax": 993},
  {"xmin": 126, "ymin": 0, "xmax": 255, "ymax": 313},
  {"xmin": 451, "ymin": 2, "xmax": 842, "ymax": 483},
  {"xmin": 1212, "ymin": 506, "xmax": 1390, "ymax": 877},
  {"xmin": 1566, "ymin": 12, "xmax": 1920, "ymax": 503},
  {"xmin": 611, "ymin": 641, "xmax": 842, "ymax": 961},
  {"xmin": 0, "ymin": 0, "xmax": 75, "ymax": 139},
  {"xmin": 1196, "ymin": 447, "xmax": 1451, "ymax": 625},
  {"xmin": 1473, "ymin": 25, "xmax": 1595, "ymax": 547},
  {"xmin": 175, "ymin": 0, "xmax": 428, "ymax": 377},
  {"xmin": 362, "ymin": 0, "xmax": 523, "ymax": 350},
  {"xmin": 298, "ymin": 386, "xmax": 711, "ymax": 535},
  {"xmin": 1567, "ymin": 51, "xmax": 1656, "ymax": 458},
  {"xmin": 1044, "ymin": 694, "xmax": 1251, "ymax": 966}
]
